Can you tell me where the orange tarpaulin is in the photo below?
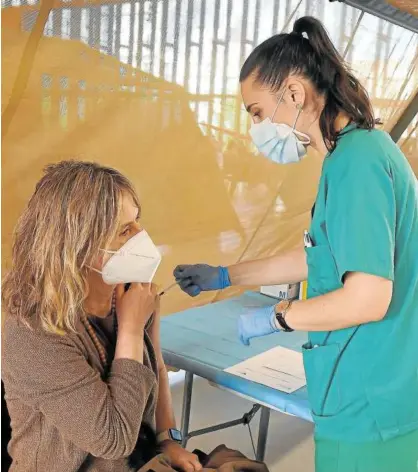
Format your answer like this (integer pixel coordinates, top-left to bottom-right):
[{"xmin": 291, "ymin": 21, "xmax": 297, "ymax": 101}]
[{"xmin": 2, "ymin": 1, "xmax": 417, "ymax": 316}]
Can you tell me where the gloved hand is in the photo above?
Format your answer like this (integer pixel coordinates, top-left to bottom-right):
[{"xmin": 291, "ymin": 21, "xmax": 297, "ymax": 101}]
[
  {"xmin": 173, "ymin": 264, "xmax": 231, "ymax": 297},
  {"xmin": 238, "ymin": 305, "xmax": 279, "ymax": 346}
]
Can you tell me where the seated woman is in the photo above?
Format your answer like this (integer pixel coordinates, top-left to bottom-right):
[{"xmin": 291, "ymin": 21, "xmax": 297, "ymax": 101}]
[{"xmin": 2, "ymin": 161, "xmax": 202, "ymax": 472}]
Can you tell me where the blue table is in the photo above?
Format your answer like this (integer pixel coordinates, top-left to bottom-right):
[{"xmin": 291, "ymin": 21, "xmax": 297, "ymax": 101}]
[{"xmin": 161, "ymin": 292, "xmax": 312, "ymax": 460}]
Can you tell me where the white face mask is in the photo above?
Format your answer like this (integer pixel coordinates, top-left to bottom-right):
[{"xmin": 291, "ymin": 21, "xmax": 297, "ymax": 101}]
[
  {"xmin": 91, "ymin": 230, "xmax": 162, "ymax": 285},
  {"xmin": 249, "ymin": 90, "xmax": 310, "ymax": 164}
]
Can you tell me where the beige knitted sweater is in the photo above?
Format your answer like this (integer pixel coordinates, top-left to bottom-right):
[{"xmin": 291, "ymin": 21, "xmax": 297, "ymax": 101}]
[{"xmin": 2, "ymin": 314, "xmax": 159, "ymax": 472}]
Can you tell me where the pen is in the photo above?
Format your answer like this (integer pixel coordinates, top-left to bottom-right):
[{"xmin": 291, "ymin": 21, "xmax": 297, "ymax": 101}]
[{"xmin": 304, "ymin": 230, "xmax": 313, "ymax": 248}]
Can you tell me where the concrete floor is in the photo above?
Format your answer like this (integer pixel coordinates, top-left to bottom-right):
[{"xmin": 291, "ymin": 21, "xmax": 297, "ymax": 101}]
[{"xmin": 169, "ymin": 372, "xmax": 315, "ymax": 472}]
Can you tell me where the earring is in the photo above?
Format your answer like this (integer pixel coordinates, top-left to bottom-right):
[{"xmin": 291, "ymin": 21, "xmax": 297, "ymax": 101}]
[{"xmin": 296, "ymin": 103, "xmax": 303, "ymax": 111}]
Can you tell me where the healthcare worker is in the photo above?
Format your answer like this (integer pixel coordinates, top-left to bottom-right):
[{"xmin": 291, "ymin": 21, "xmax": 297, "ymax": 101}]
[{"xmin": 174, "ymin": 16, "xmax": 418, "ymax": 472}]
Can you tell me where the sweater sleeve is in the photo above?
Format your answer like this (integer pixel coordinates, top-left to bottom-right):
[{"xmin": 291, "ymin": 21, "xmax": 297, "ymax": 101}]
[{"xmin": 2, "ymin": 318, "xmax": 157, "ymax": 460}]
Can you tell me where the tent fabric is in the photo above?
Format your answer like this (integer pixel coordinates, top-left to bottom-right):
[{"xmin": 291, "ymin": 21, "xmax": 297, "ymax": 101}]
[
  {"xmin": 2, "ymin": 0, "xmax": 417, "ymax": 316},
  {"xmin": 388, "ymin": 0, "xmax": 418, "ymax": 18},
  {"xmin": 338, "ymin": 0, "xmax": 418, "ymax": 33}
]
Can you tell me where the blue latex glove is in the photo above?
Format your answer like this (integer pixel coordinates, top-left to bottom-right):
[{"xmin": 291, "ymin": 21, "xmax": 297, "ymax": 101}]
[
  {"xmin": 238, "ymin": 305, "xmax": 279, "ymax": 346},
  {"xmin": 173, "ymin": 264, "xmax": 231, "ymax": 297}
]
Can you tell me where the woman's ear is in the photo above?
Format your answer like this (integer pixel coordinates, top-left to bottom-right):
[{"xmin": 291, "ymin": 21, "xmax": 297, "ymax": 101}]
[
  {"xmin": 287, "ymin": 79, "xmax": 306, "ymax": 110},
  {"xmin": 88, "ymin": 249, "xmax": 107, "ymax": 272}
]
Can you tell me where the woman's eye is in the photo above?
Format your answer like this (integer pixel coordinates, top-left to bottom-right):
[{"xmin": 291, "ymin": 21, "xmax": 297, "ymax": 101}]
[
  {"xmin": 253, "ymin": 111, "xmax": 262, "ymax": 120},
  {"xmin": 121, "ymin": 228, "xmax": 130, "ymax": 237},
  {"xmin": 252, "ymin": 111, "xmax": 262, "ymax": 123}
]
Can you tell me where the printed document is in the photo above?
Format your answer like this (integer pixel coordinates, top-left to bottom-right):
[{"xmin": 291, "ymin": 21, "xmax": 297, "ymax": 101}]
[{"xmin": 225, "ymin": 346, "xmax": 306, "ymax": 393}]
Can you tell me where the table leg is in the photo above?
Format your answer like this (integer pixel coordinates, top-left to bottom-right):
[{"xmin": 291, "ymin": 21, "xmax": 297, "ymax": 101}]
[
  {"xmin": 256, "ymin": 406, "xmax": 270, "ymax": 462},
  {"xmin": 180, "ymin": 371, "xmax": 194, "ymax": 447}
]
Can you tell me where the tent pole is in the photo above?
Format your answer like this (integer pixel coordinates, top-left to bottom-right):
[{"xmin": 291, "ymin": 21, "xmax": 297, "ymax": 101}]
[{"xmin": 390, "ymin": 91, "xmax": 418, "ymax": 143}]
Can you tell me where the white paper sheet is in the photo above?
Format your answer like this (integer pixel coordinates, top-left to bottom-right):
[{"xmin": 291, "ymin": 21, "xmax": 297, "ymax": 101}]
[{"xmin": 225, "ymin": 346, "xmax": 306, "ymax": 393}]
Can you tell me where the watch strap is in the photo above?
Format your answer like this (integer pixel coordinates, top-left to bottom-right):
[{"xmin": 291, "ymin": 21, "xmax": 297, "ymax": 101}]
[
  {"xmin": 156, "ymin": 429, "xmax": 182, "ymax": 444},
  {"xmin": 275, "ymin": 300, "xmax": 294, "ymax": 332}
]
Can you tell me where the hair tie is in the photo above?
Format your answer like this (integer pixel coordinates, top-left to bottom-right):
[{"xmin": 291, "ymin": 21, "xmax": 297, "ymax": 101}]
[{"xmin": 292, "ymin": 30, "xmax": 309, "ymax": 40}]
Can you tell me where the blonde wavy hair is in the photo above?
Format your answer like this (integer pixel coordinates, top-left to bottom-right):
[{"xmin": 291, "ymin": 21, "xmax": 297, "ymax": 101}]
[{"xmin": 2, "ymin": 161, "xmax": 141, "ymax": 334}]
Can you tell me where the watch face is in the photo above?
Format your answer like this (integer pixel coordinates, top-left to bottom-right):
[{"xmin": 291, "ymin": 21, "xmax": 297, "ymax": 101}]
[{"xmin": 169, "ymin": 429, "xmax": 182, "ymax": 442}]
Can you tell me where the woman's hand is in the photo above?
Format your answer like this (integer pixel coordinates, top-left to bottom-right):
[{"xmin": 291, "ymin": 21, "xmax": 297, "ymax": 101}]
[
  {"xmin": 147, "ymin": 306, "xmax": 160, "ymax": 346},
  {"xmin": 238, "ymin": 305, "xmax": 279, "ymax": 345},
  {"xmin": 115, "ymin": 283, "xmax": 158, "ymax": 335},
  {"xmin": 160, "ymin": 441, "xmax": 202, "ymax": 472},
  {"xmin": 173, "ymin": 264, "xmax": 231, "ymax": 297}
]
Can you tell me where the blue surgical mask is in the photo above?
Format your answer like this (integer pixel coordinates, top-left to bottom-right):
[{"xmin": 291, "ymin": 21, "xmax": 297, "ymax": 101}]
[{"xmin": 249, "ymin": 91, "xmax": 310, "ymax": 164}]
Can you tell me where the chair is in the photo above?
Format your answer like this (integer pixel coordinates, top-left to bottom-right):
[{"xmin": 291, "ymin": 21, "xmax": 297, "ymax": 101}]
[{"xmin": 2, "ymin": 381, "xmax": 12, "ymax": 471}]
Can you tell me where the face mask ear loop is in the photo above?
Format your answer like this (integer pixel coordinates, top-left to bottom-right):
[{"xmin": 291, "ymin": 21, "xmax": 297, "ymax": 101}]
[
  {"xmin": 292, "ymin": 103, "xmax": 303, "ymax": 130},
  {"xmin": 270, "ymin": 88, "xmax": 286, "ymax": 122},
  {"xmin": 292, "ymin": 103, "xmax": 311, "ymax": 144},
  {"xmin": 100, "ymin": 248, "xmax": 118, "ymax": 255},
  {"xmin": 86, "ymin": 265, "xmax": 102, "ymax": 275}
]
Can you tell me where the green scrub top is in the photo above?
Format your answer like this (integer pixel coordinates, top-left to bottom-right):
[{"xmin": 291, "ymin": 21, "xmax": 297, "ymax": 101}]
[
  {"xmin": 303, "ymin": 124, "xmax": 418, "ymax": 445},
  {"xmin": 315, "ymin": 428, "xmax": 418, "ymax": 472}
]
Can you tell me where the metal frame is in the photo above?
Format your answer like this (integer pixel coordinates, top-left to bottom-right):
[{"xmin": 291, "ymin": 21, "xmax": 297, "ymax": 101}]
[
  {"xmin": 179, "ymin": 372, "xmax": 271, "ymax": 462},
  {"xmin": 390, "ymin": 91, "xmax": 418, "ymax": 143}
]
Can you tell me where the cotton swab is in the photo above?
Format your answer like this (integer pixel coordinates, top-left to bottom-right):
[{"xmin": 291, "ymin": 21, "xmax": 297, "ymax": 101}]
[{"xmin": 159, "ymin": 281, "xmax": 178, "ymax": 296}]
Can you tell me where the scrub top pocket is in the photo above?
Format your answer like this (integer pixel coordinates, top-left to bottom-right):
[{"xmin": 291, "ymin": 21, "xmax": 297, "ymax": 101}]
[
  {"xmin": 305, "ymin": 244, "xmax": 343, "ymax": 296},
  {"xmin": 302, "ymin": 342, "xmax": 342, "ymax": 417}
]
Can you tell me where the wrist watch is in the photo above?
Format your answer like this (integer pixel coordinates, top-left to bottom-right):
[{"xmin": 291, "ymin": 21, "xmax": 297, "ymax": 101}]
[
  {"xmin": 156, "ymin": 428, "xmax": 183, "ymax": 444},
  {"xmin": 274, "ymin": 299, "xmax": 294, "ymax": 332}
]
